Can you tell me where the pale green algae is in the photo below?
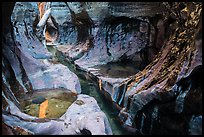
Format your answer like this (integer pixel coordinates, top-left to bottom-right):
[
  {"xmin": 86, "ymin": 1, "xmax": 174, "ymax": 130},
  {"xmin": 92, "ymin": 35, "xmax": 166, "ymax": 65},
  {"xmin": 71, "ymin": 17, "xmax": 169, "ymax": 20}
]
[{"xmin": 20, "ymin": 89, "xmax": 77, "ymax": 118}]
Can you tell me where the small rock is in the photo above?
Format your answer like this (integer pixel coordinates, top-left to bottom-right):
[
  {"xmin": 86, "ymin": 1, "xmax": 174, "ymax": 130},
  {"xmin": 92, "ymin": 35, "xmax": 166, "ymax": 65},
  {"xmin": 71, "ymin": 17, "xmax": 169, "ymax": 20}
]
[
  {"xmin": 139, "ymin": 22, "xmax": 148, "ymax": 33},
  {"xmin": 75, "ymin": 129, "xmax": 80, "ymax": 134},
  {"xmin": 32, "ymin": 96, "xmax": 46, "ymax": 104},
  {"xmin": 75, "ymin": 100, "xmax": 85, "ymax": 105}
]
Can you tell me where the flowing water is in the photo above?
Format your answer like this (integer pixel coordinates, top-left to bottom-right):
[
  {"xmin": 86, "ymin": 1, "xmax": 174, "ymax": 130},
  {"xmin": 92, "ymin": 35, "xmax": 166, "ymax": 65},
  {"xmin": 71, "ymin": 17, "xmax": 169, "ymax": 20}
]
[{"xmin": 47, "ymin": 45, "xmax": 134, "ymax": 135}]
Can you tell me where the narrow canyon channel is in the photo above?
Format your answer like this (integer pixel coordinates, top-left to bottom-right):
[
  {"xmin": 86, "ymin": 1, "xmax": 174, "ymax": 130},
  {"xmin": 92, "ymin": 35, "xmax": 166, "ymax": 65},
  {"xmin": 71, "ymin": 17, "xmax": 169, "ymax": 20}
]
[{"xmin": 2, "ymin": 2, "xmax": 202, "ymax": 135}]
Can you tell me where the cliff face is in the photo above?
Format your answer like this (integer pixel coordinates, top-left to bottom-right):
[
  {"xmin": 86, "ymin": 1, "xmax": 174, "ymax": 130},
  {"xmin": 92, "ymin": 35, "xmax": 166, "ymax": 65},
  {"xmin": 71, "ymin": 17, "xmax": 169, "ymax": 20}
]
[
  {"xmin": 58, "ymin": 2, "xmax": 202, "ymax": 135},
  {"xmin": 2, "ymin": 2, "xmax": 112, "ymax": 135},
  {"xmin": 48, "ymin": 2, "xmax": 165, "ymax": 69},
  {"xmin": 2, "ymin": 2, "xmax": 202, "ymax": 135},
  {"xmin": 116, "ymin": 3, "xmax": 202, "ymax": 135}
]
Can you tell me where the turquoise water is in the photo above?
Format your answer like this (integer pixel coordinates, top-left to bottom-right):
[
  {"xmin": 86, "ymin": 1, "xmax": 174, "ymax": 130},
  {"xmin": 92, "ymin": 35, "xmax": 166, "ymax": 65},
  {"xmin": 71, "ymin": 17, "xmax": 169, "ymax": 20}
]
[{"xmin": 47, "ymin": 46, "xmax": 132, "ymax": 135}]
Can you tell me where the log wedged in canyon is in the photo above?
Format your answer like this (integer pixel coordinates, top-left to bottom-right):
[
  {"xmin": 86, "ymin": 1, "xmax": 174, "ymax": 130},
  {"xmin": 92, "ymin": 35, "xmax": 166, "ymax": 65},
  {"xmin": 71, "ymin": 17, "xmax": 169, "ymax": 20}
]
[
  {"xmin": 9, "ymin": 2, "xmax": 81, "ymax": 93},
  {"xmin": 2, "ymin": 2, "xmax": 202, "ymax": 135},
  {"xmin": 2, "ymin": 2, "xmax": 112, "ymax": 135}
]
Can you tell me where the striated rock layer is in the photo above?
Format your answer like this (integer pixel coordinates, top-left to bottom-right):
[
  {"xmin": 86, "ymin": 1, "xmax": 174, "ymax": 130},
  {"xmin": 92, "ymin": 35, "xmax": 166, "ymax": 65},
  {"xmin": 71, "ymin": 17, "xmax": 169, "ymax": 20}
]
[
  {"xmin": 9, "ymin": 2, "xmax": 81, "ymax": 93},
  {"xmin": 116, "ymin": 2, "xmax": 202, "ymax": 134},
  {"xmin": 52, "ymin": 2, "xmax": 166, "ymax": 106},
  {"xmin": 2, "ymin": 2, "xmax": 202, "ymax": 135}
]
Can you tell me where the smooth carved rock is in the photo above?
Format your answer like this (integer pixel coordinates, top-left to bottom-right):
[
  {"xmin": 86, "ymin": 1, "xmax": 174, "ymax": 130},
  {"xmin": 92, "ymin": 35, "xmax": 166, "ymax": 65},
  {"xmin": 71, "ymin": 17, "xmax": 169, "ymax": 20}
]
[
  {"xmin": 9, "ymin": 2, "xmax": 81, "ymax": 93},
  {"xmin": 116, "ymin": 3, "xmax": 202, "ymax": 134},
  {"xmin": 54, "ymin": 2, "xmax": 202, "ymax": 135},
  {"xmin": 2, "ymin": 2, "xmax": 202, "ymax": 135}
]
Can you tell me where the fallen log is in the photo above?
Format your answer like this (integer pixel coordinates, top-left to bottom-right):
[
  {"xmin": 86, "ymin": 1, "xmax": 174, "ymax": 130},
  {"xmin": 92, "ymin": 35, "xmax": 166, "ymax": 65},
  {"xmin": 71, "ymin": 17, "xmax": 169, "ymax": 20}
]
[{"xmin": 37, "ymin": 8, "xmax": 51, "ymax": 28}]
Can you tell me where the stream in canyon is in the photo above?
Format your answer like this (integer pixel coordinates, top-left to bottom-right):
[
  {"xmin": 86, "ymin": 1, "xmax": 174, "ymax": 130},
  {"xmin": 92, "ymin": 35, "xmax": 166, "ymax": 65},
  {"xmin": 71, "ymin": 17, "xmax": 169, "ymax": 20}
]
[
  {"xmin": 47, "ymin": 45, "xmax": 136, "ymax": 135},
  {"xmin": 2, "ymin": 2, "xmax": 202, "ymax": 135}
]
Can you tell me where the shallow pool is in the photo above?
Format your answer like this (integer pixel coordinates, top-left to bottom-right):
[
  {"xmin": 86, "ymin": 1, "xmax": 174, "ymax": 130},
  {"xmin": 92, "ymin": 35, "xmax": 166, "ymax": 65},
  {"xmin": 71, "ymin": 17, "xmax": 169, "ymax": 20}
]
[{"xmin": 20, "ymin": 89, "xmax": 77, "ymax": 119}]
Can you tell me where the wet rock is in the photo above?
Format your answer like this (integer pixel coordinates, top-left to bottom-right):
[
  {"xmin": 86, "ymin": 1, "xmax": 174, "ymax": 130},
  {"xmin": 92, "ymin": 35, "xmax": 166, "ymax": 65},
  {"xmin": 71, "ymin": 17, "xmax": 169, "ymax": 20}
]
[
  {"xmin": 61, "ymin": 94, "xmax": 112, "ymax": 135},
  {"xmin": 188, "ymin": 115, "xmax": 202, "ymax": 135},
  {"xmin": 63, "ymin": 5, "xmax": 164, "ymax": 109},
  {"xmin": 109, "ymin": 2, "xmax": 165, "ymax": 18},
  {"xmin": 2, "ymin": 32, "xmax": 32, "ymax": 94},
  {"xmin": 51, "ymin": 2, "xmax": 164, "ymax": 62},
  {"xmin": 74, "ymin": 17, "xmax": 149, "ymax": 69},
  {"xmin": 48, "ymin": 3, "xmax": 167, "ymax": 121},
  {"xmin": 116, "ymin": 3, "xmax": 202, "ymax": 134},
  {"xmin": 7, "ymin": 2, "xmax": 82, "ymax": 93},
  {"xmin": 3, "ymin": 2, "xmax": 202, "ymax": 135},
  {"xmin": 4, "ymin": 42, "xmax": 81, "ymax": 93},
  {"xmin": 56, "ymin": 39, "xmax": 92, "ymax": 62},
  {"xmin": 3, "ymin": 2, "xmax": 112, "ymax": 135},
  {"xmin": 11, "ymin": 2, "xmax": 52, "ymax": 59},
  {"xmin": 29, "ymin": 62, "xmax": 81, "ymax": 93}
]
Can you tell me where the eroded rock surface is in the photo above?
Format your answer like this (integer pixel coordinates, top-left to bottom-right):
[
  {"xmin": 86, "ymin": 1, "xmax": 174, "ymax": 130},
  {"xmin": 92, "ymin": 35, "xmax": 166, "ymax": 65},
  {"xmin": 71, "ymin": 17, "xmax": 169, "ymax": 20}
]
[
  {"xmin": 49, "ymin": 2, "xmax": 202, "ymax": 135},
  {"xmin": 51, "ymin": 2, "xmax": 166, "ymax": 106},
  {"xmin": 2, "ymin": 2, "xmax": 202, "ymax": 135},
  {"xmin": 116, "ymin": 2, "xmax": 202, "ymax": 134},
  {"xmin": 8, "ymin": 2, "xmax": 81, "ymax": 93},
  {"xmin": 2, "ymin": 2, "xmax": 112, "ymax": 135}
]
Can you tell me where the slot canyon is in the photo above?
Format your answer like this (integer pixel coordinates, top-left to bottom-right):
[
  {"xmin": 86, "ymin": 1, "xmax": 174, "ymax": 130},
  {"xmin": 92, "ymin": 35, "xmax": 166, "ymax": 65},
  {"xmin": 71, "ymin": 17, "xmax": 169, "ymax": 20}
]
[{"xmin": 2, "ymin": 2, "xmax": 202, "ymax": 135}]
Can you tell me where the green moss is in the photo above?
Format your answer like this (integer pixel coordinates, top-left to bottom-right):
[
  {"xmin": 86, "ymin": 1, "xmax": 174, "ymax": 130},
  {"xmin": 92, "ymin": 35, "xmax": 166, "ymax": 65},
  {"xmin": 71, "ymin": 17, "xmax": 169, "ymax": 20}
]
[
  {"xmin": 23, "ymin": 104, "xmax": 40, "ymax": 117},
  {"xmin": 45, "ymin": 98, "xmax": 72, "ymax": 118},
  {"xmin": 23, "ymin": 98, "xmax": 73, "ymax": 118}
]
